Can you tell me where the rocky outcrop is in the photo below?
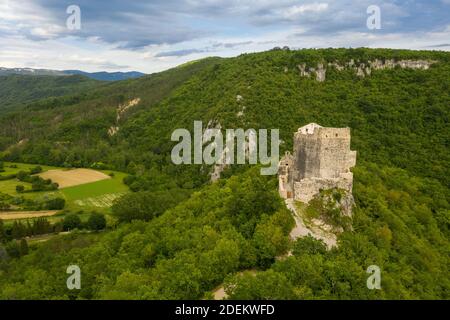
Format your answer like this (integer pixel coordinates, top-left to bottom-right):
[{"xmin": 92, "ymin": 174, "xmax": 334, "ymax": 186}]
[
  {"xmin": 315, "ymin": 63, "xmax": 326, "ymax": 82},
  {"xmin": 296, "ymin": 59, "xmax": 436, "ymax": 81},
  {"xmin": 204, "ymin": 120, "xmax": 225, "ymax": 182},
  {"xmin": 236, "ymin": 94, "xmax": 246, "ymax": 117},
  {"xmin": 108, "ymin": 98, "xmax": 141, "ymax": 137},
  {"xmin": 116, "ymin": 98, "xmax": 141, "ymax": 122},
  {"xmin": 286, "ymin": 199, "xmax": 337, "ymax": 249}
]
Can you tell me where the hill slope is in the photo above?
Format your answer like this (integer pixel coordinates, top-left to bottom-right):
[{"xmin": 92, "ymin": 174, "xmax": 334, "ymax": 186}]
[
  {"xmin": 0, "ymin": 74, "xmax": 101, "ymax": 114},
  {"xmin": 0, "ymin": 49, "xmax": 447, "ymax": 186},
  {"xmin": 0, "ymin": 49, "xmax": 449, "ymax": 300}
]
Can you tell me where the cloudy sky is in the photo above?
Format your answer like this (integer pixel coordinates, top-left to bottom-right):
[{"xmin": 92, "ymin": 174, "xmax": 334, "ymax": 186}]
[{"xmin": 0, "ymin": 0, "xmax": 449, "ymax": 73}]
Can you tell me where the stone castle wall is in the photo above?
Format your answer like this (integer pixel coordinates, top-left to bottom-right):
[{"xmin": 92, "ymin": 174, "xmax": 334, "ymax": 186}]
[{"xmin": 279, "ymin": 123, "xmax": 356, "ymax": 203}]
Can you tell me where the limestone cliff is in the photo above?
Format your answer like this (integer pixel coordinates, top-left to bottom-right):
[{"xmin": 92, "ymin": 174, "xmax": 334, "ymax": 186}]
[{"xmin": 295, "ymin": 59, "xmax": 435, "ymax": 81}]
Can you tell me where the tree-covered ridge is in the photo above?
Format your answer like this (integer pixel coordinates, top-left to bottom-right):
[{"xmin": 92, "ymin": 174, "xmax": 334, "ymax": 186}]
[
  {"xmin": 2, "ymin": 48, "xmax": 447, "ymax": 187},
  {"xmin": 0, "ymin": 57, "xmax": 219, "ymax": 157},
  {"xmin": 225, "ymin": 163, "xmax": 449, "ymax": 299},
  {"xmin": 0, "ymin": 162, "xmax": 448, "ymax": 299},
  {"xmin": 0, "ymin": 169, "xmax": 294, "ymax": 299},
  {"xmin": 131, "ymin": 47, "xmax": 448, "ymax": 185},
  {"xmin": 0, "ymin": 75, "xmax": 101, "ymax": 114},
  {"xmin": 0, "ymin": 48, "xmax": 448, "ymax": 299}
]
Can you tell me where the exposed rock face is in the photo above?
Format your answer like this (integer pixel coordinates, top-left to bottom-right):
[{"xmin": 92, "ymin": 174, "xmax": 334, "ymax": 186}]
[
  {"xmin": 116, "ymin": 98, "xmax": 141, "ymax": 122},
  {"xmin": 315, "ymin": 63, "xmax": 326, "ymax": 82},
  {"xmin": 286, "ymin": 199, "xmax": 337, "ymax": 249},
  {"xmin": 297, "ymin": 64, "xmax": 311, "ymax": 77},
  {"xmin": 108, "ymin": 126, "xmax": 119, "ymax": 136},
  {"xmin": 108, "ymin": 98, "xmax": 141, "ymax": 137},
  {"xmin": 297, "ymin": 59, "xmax": 435, "ymax": 81},
  {"xmin": 279, "ymin": 123, "xmax": 356, "ymax": 205},
  {"xmin": 236, "ymin": 105, "xmax": 246, "ymax": 117},
  {"xmin": 204, "ymin": 120, "xmax": 225, "ymax": 182}
]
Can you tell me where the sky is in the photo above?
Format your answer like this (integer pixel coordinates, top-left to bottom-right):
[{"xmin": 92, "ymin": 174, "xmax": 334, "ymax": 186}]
[{"xmin": 0, "ymin": 0, "xmax": 449, "ymax": 73}]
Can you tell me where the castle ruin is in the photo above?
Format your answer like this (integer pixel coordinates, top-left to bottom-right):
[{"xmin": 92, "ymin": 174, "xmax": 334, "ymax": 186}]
[{"xmin": 279, "ymin": 123, "xmax": 356, "ymax": 203}]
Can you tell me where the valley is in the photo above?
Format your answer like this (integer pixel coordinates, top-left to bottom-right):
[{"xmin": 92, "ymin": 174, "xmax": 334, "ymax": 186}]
[
  {"xmin": 0, "ymin": 161, "xmax": 129, "ymax": 221},
  {"xmin": 0, "ymin": 48, "xmax": 448, "ymax": 300}
]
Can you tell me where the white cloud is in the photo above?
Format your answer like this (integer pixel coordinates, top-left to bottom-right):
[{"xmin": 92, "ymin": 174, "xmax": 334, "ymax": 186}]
[
  {"xmin": 0, "ymin": 0, "xmax": 448, "ymax": 73},
  {"xmin": 0, "ymin": 0, "xmax": 65, "ymax": 39},
  {"xmin": 282, "ymin": 3, "xmax": 329, "ymax": 19}
]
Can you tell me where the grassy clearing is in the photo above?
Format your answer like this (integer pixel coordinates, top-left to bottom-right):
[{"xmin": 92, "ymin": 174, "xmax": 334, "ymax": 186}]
[
  {"xmin": 0, "ymin": 163, "xmax": 130, "ymax": 220},
  {"xmin": 62, "ymin": 170, "xmax": 128, "ymax": 211}
]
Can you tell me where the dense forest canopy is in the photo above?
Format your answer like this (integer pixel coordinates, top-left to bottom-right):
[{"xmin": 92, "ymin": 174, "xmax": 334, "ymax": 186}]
[
  {"xmin": 0, "ymin": 48, "xmax": 448, "ymax": 299},
  {"xmin": 0, "ymin": 75, "xmax": 102, "ymax": 114}
]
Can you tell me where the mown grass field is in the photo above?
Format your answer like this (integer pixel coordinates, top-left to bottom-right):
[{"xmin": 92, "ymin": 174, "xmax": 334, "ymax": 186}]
[
  {"xmin": 62, "ymin": 170, "xmax": 129, "ymax": 211},
  {"xmin": 0, "ymin": 162, "xmax": 129, "ymax": 222}
]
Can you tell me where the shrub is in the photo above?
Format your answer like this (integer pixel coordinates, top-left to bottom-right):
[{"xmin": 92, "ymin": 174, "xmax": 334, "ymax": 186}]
[
  {"xmin": 45, "ymin": 198, "xmax": 66, "ymax": 210},
  {"xmin": 112, "ymin": 190, "xmax": 184, "ymax": 222},
  {"xmin": 16, "ymin": 171, "xmax": 29, "ymax": 181},
  {"xmin": 5, "ymin": 240, "xmax": 20, "ymax": 259},
  {"xmin": 29, "ymin": 166, "xmax": 42, "ymax": 174},
  {"xmin": 292, "ymin": 235, "xmax": 327, "ymax": 256},
  {"xmin": 63, "ymin": 213, "xmax": 82, "ymax": 231},
  {"xmin": 86, "ymin": 212, "xmax": 106, "ymax": 231}
]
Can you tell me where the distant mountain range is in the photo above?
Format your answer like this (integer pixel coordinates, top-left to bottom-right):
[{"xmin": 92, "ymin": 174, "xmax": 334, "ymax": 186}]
[
  {"xmin": 63, "ymin": 70, "xmax": 146, "ymax": 81},
  {"xmin": 0, "ymin": 67, "xmax": 146, "ymax": 81}
]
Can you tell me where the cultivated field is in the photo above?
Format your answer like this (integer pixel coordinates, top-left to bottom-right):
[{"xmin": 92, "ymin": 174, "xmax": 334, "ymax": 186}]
[
  {"xmin": 0, "ymin": 162, "xmax": 130, "ymax": 221},
  {"xmin": 0, "ymin": 210, "xmax": 59, "ymax": 220},
  {"xmin": 38, "ymin": 168, "xmax": 111, "ymax": 188},
  {"xmin": 63, "ymin": 172, "xmax": 129, "ymax": 210}
]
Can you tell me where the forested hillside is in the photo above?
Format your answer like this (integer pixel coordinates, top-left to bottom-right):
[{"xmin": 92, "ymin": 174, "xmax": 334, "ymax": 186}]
[
  {"xmin": 0, "ymin": 75, "xmax": 101, "ymax": 114},
  {"xmin": 0, "ymin": 48, "xmax": 448, "ymax": 299}
]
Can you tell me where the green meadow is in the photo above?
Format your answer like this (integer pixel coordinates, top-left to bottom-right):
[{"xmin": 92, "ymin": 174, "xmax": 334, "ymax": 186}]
[
  {"xmin": 0, "ymin": 162, "xmax": 129, "ymax": 217},
  {"xmin": 62, "ymin": 170, "xmax": 129, "ymax": 211}
]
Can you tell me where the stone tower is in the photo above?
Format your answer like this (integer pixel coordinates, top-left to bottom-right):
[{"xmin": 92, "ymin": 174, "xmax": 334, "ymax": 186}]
[{"xmin": 279, "ymin": 123, "xmax": 356, "ymax": 203}]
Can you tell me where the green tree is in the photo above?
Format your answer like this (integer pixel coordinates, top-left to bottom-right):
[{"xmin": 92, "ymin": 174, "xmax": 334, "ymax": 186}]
[
  {"xmin": 112, "ymin": 191, "xmax": 184, "ymax": 222},
  {"xmin": 45, "ymin": 197, "xmax": 65, "ymax": 210},
  {"xmin": 224, "ymin": 270, "xmax": 296, "ymax": 299},
  {"xmin": 86, "ymin": 212, "xmax": 106, "ymax": 231},
  {"xmin": 63, "ymin": 213, "xmax": 82, "ymax": 231},
  {"xmin": 11, "ymin": 221, "xmax": 26, "ymax": 239},
  {"xmin": 292, "ymin": 236, "xmax": 327, "ymax": 256}
]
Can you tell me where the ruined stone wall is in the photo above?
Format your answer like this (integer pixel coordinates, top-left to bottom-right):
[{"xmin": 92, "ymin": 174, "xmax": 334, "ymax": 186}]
[
  {"xmin": 293, "ymin": 131, "xmax": 321, "ymax": 181},
  {"xmin": 278, "ymin": 152, "xmax": 294, "ymax": 198},
  {"xmin": 294, "ymin": 176, "xmax": 353, "ymax": 203},
  {"xmin": 293, "ymin": 126, "xmax": 355, "ymax": 181},
  {"xmin": 279, "ymin": 123, "xmax": 357, "ymax": 204},
  {"xmin": 317, "ymin": 128, "xmax": 354, "ymax": 179}
]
